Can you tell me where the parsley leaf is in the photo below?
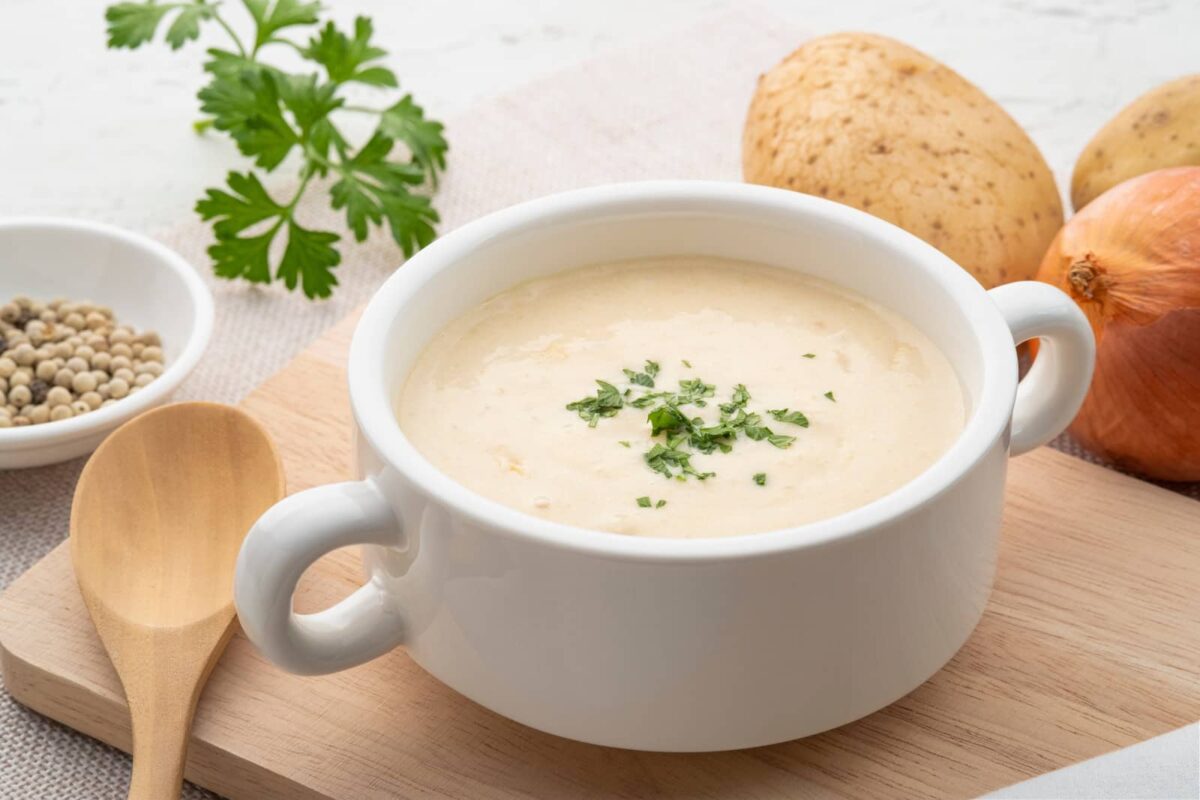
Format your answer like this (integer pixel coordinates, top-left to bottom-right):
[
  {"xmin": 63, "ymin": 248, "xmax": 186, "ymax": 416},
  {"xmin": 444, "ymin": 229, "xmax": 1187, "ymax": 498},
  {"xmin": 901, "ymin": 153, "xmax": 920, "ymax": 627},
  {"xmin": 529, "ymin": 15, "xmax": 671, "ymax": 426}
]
[
  {"xmin": 244, "ymin": 0, "xmax": 320, "ymax": 50},
  {"xmin": 380, "ymin": 95, "xmax": 450, "ymax": 186},
  {"xmin": 303, "ymin": 17, "xmax": 397, "ymax": 87},
  {"xmin": 825, "ymin": 391, "xmax": 836, "ymax": 402},
  {"xmin": 198, "ymin": 68, "xmax": 298, "ymax": 169},
  {"xmin": 106, "ymin": 1, "xmax": 215, "ymax": 49},
  {"xmin": 803, "ymin": 353, "xmax": 816, "ymax": 359},
  {"xmin": 637, "ymin": 496, "xmax": 652, "ymax": 508},
  {"xmin": 753, "ymin": 472, "xmax": 767, "ymax": 486},
  {"xmin": 278, "ymin": 221, "xmax": 341, "ymax": 299}
]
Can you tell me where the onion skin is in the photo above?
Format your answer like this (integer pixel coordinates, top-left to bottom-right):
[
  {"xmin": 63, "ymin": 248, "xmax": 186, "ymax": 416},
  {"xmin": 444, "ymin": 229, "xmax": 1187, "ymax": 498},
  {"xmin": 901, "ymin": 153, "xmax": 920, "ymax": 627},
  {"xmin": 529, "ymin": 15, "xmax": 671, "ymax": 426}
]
[{"xmin": 1035, "ymin": 166, "xmax": 1200, "ymax": 481}]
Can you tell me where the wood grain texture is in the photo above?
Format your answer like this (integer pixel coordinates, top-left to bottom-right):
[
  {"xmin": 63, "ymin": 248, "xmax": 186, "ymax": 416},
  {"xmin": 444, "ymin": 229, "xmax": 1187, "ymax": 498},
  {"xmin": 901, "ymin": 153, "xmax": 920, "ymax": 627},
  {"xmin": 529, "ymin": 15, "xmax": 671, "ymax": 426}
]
[{"xmin": 2, "ymin": 307, "xmax": 1199, "ymax": 800}]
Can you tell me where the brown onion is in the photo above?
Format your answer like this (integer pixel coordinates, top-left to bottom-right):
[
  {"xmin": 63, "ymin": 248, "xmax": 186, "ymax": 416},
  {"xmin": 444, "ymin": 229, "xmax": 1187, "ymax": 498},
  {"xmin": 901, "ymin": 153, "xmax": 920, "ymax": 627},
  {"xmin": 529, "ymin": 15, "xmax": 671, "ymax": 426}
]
[{"xmin": 1034, "ymin": 167, "xmax": 1200, "ymax": 481}]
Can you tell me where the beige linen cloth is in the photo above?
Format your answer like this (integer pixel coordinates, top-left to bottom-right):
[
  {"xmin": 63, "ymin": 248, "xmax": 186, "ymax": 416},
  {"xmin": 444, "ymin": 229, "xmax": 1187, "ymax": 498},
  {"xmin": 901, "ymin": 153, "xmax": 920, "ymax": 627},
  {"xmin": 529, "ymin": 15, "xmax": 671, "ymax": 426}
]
[{"xmin": 1, "ymin": 9, "xmax": 1195, "ymax": 800}]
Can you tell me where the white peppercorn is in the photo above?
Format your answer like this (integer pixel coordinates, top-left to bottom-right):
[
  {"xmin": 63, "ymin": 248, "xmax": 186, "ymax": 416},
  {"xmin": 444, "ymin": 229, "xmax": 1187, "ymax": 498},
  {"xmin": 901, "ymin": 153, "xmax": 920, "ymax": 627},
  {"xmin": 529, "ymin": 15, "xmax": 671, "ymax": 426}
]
[
  {"xmin": 134, "ymin": 372, "xmax": 155, "ymax": 388},
  {"xmin": 65, "ymin": 335, "xmax": 82, "ymax": 347},
  {"xmin": 0, "ymin": 376, "xmax": 6, "ymax": 394},
  {"xmin": 63, "ymin": 313, "xmax": 84, "ymax": 330},
  {"xmin": 71, "ymin": 400, "xmax": 90, "ymax": 415},
  {"xmin": 66, "ymin": 356, "xmax": 88, "ymax": 373},
  {"xmin": 9, "ymin": 384, "xmax": 32, "ymax": 407},
  {"xmin": 85, "ymin": 312, "xmax": 107, "ymax": 330},
  {"xmin": 29, "ymin": 404, "xmax": 49, "ymax": 424},
  {"xmin": 101, "ymin": 399, "xmax": 116, "ymax": 408},
  {"xmin": 140, "ymin": 345, "xmax": 164, "ymax": 363},
  {"xmin": 138, "ymin": 331, "xmax": 162, "ymax": 347},
  {"xmin": 49, "ymin": 405, "xmax": 72, "ymax": 422},
  {"xmin": 46, "ymin": 386, "xmax": 71, "ymax": 407},
  {"xmin": 108, "ymin": 378, "xmax": 130, "ymax": 399},
  {"xmin": 13, "ymin": 415, "xmax": 31, "ymax": 426},
  {"xmin": 75, "ymin": 345, "xmax": 95, "ymax": 361},
  {"xmin": 81, "ymin": 391, "xmax": 102, "ymax": 410},
  {"xmin": 39, "ymin": 309, "xmax": 57, "ymax": 323},
  {"xmin": 113, "ymin": 368, "xmax": 134, "ymax": 384},
  {"xmin": 25, "ymin": 321, "xmax": 46, "ymax": 345},
  {"xmin": 72, "ymin": 371, "xmax": 98, "ymax": 394},
  {"xmin": 35, "ymin": 360, "xmax": 58, "ymax": 381},
  {"xmin": 53, "ymin": 368, "xmax": 74, "ymax": 388},
  {"xmin": 110, "ymin": 355, "xmax": 132, "ymax": 371},
  {"xmin": 53, "ymin": 341, "xmax": 71, "ymax": 359},
  {"xmin": 35, "ymin": 345, "xmax": 55, "ymax": 362},
  {"xmin": 135, "ymin": 360, "xmax": 163, "ymax": 377},
  {"xmin": 0, "ymin": 357, "xmax": 14, "ymax": 378},
  {"xmin": 10, "ymin": 370, "xmax": 31, "ymax": 387},
  {"xmin": 111, "ymin": 343, "xmax": 133, "ymax": 359},
  {"xmin": 132, "ymin": 343, "xmax": 145, "ymax": 357},
  {"xmin": 12, "ymin": 343, "xmax": 36, "ymax": 366},
  {"xmin": 91, "ymin": 351, "xmax": 112, "ymax": 371},
  {"xmin": 109, "ymin": 328, "xmax": 133, "ymax": 345}
]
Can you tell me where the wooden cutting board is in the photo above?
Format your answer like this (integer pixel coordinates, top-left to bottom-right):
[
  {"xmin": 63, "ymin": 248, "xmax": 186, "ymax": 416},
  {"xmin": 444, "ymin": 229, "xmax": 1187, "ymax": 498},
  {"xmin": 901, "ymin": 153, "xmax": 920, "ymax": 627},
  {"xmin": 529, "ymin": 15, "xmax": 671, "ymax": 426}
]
[{"xmin": 2, "ymin": 310, "xmax": 1199, "ymax": 800}]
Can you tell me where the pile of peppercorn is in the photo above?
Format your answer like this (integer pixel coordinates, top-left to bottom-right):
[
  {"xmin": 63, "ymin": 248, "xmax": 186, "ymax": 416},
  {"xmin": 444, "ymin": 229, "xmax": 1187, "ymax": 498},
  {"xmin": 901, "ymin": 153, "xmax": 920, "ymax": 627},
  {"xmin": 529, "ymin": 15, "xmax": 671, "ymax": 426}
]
[{"xmin": 0, "ymin": 296, "xmax": 165, "ymax": 428}]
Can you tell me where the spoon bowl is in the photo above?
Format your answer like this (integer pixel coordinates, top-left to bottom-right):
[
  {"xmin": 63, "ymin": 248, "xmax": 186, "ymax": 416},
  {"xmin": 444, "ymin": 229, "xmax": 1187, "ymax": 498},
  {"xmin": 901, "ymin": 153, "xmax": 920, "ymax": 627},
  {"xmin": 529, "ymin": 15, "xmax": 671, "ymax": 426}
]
[{"xmin": 71, "ymin": 402, "xmax": 284, "ymax": 799}]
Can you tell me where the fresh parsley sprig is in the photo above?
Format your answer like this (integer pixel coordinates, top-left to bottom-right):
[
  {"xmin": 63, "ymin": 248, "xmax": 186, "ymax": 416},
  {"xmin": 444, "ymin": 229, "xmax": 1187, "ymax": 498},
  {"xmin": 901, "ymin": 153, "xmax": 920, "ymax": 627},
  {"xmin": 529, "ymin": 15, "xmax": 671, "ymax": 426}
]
[{"xmin": 105, "ymin": 0, "xmax": 448, "ymax": 298}]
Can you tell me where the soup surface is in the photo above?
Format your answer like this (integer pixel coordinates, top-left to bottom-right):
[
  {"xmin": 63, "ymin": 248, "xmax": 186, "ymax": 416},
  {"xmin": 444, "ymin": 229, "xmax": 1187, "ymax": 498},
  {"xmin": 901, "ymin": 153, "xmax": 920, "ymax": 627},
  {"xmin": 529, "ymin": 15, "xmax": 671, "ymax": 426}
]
[{"xmin": 396, "ymin": 257, "xmax": 965, "ymax": 538}]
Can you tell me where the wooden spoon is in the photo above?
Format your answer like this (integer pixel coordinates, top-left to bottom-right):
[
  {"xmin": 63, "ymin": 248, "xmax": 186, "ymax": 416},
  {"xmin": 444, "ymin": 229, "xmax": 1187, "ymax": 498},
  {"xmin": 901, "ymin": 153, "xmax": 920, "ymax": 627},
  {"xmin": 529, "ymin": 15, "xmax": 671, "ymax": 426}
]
[{"xmin": 70, "ymin": 402, "xmax": 285, "ymax": 799}]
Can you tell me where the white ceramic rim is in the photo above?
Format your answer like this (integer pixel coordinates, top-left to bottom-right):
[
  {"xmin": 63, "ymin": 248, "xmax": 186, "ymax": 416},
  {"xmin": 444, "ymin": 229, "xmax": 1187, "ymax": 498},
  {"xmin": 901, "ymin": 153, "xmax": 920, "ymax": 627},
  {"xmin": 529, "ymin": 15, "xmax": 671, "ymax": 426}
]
[
  {"xmin": 0, "ymin": 217, "xmax": 214, "ymax": 451},
  {"xmin": 350, "ymin": 181, "xmax": 1018, "ymax": 562}
]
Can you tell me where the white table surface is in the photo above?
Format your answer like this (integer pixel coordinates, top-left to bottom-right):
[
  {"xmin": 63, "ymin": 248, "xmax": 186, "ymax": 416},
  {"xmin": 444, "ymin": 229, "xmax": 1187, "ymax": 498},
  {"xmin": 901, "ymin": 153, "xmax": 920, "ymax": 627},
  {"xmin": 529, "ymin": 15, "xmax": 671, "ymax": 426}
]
[{"xmin": 2, "ymin": 1, "xmax": 1199, "ymax": 798}]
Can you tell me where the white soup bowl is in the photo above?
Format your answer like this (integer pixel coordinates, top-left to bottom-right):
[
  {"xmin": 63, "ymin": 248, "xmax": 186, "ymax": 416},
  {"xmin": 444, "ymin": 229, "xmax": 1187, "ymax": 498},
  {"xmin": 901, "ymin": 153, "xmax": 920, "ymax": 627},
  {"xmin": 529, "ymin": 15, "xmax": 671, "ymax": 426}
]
[{"xmin": 235, "ymin": 182, "xmax": 1093, "ymax": 751}]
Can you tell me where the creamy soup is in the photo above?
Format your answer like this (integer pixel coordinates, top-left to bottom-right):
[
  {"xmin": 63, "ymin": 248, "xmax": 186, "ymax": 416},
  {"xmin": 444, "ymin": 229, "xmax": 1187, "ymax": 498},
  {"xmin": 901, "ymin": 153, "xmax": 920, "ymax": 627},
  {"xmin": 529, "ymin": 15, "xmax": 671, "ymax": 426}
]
[{"xmin": 396, "ymin": 257, "xmax": 965, "ymax": 538}]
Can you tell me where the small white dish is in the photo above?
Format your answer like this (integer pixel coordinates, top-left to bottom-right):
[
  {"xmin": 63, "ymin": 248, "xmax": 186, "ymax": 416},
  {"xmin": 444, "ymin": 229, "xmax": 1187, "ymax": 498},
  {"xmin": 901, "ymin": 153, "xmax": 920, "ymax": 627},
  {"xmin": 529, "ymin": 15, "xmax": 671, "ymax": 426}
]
[{"xmin": 0, "ymin": 218, "xmax": 213, "ymax": 469}]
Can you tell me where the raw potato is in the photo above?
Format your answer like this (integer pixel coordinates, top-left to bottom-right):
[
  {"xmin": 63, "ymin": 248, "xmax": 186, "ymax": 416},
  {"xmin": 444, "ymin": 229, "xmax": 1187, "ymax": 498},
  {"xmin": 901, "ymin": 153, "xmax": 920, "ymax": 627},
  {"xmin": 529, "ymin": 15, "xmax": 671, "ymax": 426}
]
[
  {"xmin": 1071, "ymin": 75, "xmax": 1200, "ymax": 210},
  {"xmin": 743, "ymin": 33, "xmax": 1063, "ymax": 288}
]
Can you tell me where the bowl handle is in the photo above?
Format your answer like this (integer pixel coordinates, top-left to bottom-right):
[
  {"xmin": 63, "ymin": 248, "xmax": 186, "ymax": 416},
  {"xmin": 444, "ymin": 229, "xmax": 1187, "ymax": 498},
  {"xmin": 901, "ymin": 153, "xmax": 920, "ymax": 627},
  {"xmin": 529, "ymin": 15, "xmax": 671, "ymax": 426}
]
[
  {"xmin": 988, "ymin": 281, "xmax": 1095, "ymax": 456},
  {"xmin": 234, "ymin": 477, "xmax": 406, "ymax": 675}
]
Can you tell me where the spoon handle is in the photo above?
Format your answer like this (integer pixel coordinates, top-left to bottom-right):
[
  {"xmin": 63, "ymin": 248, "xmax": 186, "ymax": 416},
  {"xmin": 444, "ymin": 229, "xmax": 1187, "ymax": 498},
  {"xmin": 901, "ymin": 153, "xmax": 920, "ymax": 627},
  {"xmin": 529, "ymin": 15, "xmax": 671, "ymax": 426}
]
[
  {"xmin": 111, "ymin": 620, "xmax": 236, "ymax": 800},
  {"xmin": 127, "ymin": 692, "xmax": 194, "ymax": 800}
]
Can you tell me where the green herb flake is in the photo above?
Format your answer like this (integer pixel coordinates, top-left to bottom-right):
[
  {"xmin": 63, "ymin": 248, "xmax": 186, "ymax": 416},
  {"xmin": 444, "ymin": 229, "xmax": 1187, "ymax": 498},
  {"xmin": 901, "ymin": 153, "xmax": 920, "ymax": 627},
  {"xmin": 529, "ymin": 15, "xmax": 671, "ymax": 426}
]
[
  {"xmin": 824, "ymin": 391, "xmax": 836, "ymax": 402},
  {"xmin": 803, "ymin": 353, "xmax": 816, "ymax": 359},
  {"xmin": 753, "ymin": 472, "xmax": 767, "ymax": 486},
  {"xmin": 636, "ymin": 496, "xmax": 652, "ymax": 508},
  {"xmin": 682, "ymin": 359, "xmax": 692, "ymax": 368},
  {"xmin": 565, "ymin": 379, "xmax": 624, "ymax": 426},
  {"xmin": 655, "ymin": 499, "xmax": 667, "ymax": 508},
  {"xmin": 768, "ymin": 408, "xmax": 810, "ymax": 428},
  {"xmin": 618, "ymin": 440, "xmax": 631, "ymax": 448}
]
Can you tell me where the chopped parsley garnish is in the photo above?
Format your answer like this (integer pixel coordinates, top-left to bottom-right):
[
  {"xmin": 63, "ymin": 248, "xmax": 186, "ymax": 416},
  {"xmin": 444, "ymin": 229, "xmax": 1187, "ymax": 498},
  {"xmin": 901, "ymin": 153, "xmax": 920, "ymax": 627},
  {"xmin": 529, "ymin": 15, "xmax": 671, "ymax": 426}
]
[
  {"xmin": 656, "ymin": 499, "xmax": 667, "ymax": 508},
  {"xmin": 636, "ymin": 496, "xmax": 667, "ymax": 509},
  {"xmin": 824, "ymin": 390, "xmax": 836, "ymax": 402},
  {"xmin": 682, "ymin": 359, "xmax": 692, "ymax": 368},
  {"xmin": 803, "ymin": 353, "xmax": 816, "ymax": 359},
  {"xmin": 567, "ymin": 361, "xmax": 813, "ymax": 489}
]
